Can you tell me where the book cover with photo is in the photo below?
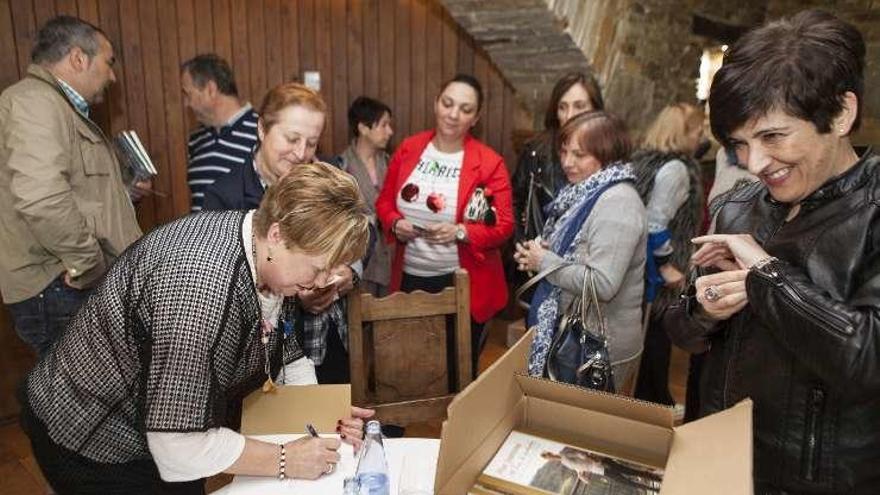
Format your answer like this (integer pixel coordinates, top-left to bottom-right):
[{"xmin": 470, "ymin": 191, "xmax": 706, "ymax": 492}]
[{"xmin": 476, "ymin": 431, "xmax": 663, "ymax": 495}]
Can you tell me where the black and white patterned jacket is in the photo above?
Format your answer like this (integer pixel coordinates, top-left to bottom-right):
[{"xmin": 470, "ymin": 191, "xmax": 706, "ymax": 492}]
[{"xmin": 26, "ymin": 210, "xmax": 302, "ymax": 463}]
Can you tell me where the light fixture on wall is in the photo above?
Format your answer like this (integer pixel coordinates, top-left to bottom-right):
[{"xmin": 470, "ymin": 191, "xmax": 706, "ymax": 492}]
[
  {"xmin": 696, "ymin": 46, "xmax": 725, "ymax": 101},
  {"xmin": 303, "ymin": 71, "xmax": 321, "ymax": 92}
]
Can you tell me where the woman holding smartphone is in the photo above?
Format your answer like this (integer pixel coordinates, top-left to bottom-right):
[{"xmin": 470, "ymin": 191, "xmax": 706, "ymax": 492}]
[{"xmin": 376, "ymin": 74, "xmax": 514, "ymax": 374}]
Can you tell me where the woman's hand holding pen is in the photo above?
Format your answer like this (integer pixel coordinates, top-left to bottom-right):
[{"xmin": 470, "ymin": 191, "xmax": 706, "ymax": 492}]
[{"xmin": 283, "ymin": 435, "xmax": 341, "ymax": 479}]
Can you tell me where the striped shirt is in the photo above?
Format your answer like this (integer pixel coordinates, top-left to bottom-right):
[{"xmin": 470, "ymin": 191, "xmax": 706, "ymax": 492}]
[
  {"xmin": 397, "ymin": 142, "xmax": 462, "ymax": 277},
  {"xmin": 187, "ymin": 104, "xmax": 259, "ymax": 211}
]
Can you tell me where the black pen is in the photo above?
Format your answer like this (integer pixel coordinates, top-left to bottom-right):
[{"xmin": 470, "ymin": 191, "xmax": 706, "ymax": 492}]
[{"xmin": 306, "ymin": 423, "xmax": 319, "ymax": 438}]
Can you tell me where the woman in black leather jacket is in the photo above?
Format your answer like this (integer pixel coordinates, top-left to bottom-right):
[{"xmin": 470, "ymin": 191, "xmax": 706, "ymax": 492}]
[
  {"xmin": 511, "ymin": 72, "xmax": 604, "ymax": 242},
  {"xmin": 666, "ymin": 10, "xmax": 878, "ymax": 494}
]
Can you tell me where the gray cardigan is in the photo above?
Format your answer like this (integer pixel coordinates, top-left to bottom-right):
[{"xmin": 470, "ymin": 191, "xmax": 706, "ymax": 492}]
[{"xmin": 538, "ymin": 182, "xmax": 647, "ymax": 364}]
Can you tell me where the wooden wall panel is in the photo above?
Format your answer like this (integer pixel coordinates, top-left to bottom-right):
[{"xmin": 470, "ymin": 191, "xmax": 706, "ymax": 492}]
[
  {"xmin": 211, "ymin": 0, "xmax": 231, "ymax": 63},
  {"xmin": 0, "ymin": 0, "xmax": 21, "ymax": 90},
  {"xmin": 264, "ymin": 0, "xmax": 283, "ymax": 89},
  {"xmin": 377, "ymin": 0, "xmax": 395, "ymax": 108},
  {"xmin": 279, "ymin": 0, "xmax": 299, "ymax": 82},
  {"xmin": 330, "ymin": 0, "xmax": 348, "ymax": 151},
  {"xmin": 32, "ymin": 0, "xmax": 54, "ymax": 29},
  {"xmin": 9, "ymin": 0, "xmax": 36, "ymax": 77},
  {"xmin": 0, "ymin": 0, "xmax": 520, "ymax": 253},
  {"xmin": 361, "ymin": 0, "xmax": 379, "ymax": 99},
  {"xmin": 394, "ymin": 0, "xmax": 410, "ymax": 143},
  {"xmin": 409, "ymin": 0, "xmax": 426, "ymax": 132},
  {"xmin": 192, "ymin": 0, "xmax": 213, "ymax": 55},
  {"xmin": 314, "ymin": 0, "xmax": 333, "ymax": 152},
  {"xmin": 0, "ymin": 1, "xmax": 520, "ymax": 421}
]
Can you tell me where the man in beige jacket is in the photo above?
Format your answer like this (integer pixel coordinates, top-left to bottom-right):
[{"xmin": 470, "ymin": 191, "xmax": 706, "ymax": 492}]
[{"xmin": 0, "ymin": 16, "xmax": 142, "ymax": 355}]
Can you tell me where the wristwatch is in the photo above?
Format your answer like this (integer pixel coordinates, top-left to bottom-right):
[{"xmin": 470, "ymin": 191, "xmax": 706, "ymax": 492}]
[{"xmin": 455, "ymin": 225, "xmax": 468, "ymax": 243}]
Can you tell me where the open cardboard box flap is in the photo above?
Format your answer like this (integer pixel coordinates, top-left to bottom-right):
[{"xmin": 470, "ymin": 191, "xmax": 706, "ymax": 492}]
[
  {"xmin": 662, "ymin": 397, "xmax": 753, "ymax": 494},
  {"xmin": 435, "ymin": 329, "xmax": 753, "ymax": 494},
  {"xmin": 240, "ymin": 384, "xmax": 351, "ymax": 435}
]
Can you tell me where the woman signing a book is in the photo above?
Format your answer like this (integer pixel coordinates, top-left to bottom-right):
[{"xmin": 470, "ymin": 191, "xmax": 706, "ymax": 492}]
[
  {"xmin": 20, "ymin": 164, "xmax": 373, "ymax": 493},
  {"xmin": 376, "ymin": 74, "xmax": 514, "ymax": 375}
]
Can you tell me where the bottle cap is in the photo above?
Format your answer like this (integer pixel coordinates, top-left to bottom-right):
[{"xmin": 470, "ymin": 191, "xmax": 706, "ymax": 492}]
[{"xmin": 365, "ymin": 420, "xmax": 382, "ymax": 435}]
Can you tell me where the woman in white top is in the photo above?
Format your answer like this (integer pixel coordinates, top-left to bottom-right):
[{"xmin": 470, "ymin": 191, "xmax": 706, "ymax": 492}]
[{"xmin": 376, "ymin": 74, "xmax": 514, "ymax": 374}]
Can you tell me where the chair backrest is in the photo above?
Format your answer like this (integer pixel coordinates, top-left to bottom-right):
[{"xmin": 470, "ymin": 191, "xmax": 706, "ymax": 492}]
[{"xmin": 347, "ymin": 269, "xmax": 471, "ymax": 426}]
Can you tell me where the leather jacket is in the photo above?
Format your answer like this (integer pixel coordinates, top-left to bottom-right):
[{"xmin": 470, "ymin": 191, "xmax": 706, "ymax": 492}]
[
  {"xmin": 666, "ymin": 151, "xmax": 880, "ymax": 494},
  {"xmin": 512, "ymin": 137, "xmax": 566, "ymax": 241}
]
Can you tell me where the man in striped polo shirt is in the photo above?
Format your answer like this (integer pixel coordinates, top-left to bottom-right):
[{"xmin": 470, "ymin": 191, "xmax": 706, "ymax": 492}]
[{"xmin": 181, "ymin": 54, "xmax": 258, "ymax": 212}]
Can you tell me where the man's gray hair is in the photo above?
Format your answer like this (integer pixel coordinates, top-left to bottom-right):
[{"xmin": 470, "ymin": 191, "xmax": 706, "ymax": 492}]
[{"xmin": 31, "ymin": 15, "xmax": 106, "ymax": 65}]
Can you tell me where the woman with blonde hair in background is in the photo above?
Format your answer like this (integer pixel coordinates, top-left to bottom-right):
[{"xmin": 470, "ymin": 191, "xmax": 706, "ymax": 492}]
[{"xmin": 631, "ymin": 102, "xmax": 707, "ymax": 407}]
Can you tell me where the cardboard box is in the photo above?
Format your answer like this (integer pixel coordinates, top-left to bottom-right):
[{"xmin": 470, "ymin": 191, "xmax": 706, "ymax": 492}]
[
  {"xmin": 435, "ymin": 330, "xmax": 753, "ymax": 494},
  {"xmin": 240, "ymin": 384, "xmax": 351, "ymax": 435},
  {"xmin": 506, "ymin": 318, "xmax": 527, "ymax": 349}
]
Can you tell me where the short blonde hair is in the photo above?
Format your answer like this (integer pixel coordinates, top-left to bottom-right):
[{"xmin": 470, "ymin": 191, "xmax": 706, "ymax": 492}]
[
  {"xmin": 253, "ymin": 162, "xmax": 369, "ymax": 268},
  {"xmin": 642, "ymin": 103, "xmax": 704, "ymax": 153}
]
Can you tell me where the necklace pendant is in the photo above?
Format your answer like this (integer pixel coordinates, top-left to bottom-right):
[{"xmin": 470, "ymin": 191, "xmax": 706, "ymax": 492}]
[
  {"xmin": 261, "ymin": 335, "xmax": 269, "ymax": 345},
  {"xmin": 261, "ymin": 376, "xmax": 278, "ymax": 393}
]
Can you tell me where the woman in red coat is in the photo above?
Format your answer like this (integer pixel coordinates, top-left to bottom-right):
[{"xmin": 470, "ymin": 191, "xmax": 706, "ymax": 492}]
[{"xmin": 376, "ymin": 74, "xmax": 513, "ymax": 373}]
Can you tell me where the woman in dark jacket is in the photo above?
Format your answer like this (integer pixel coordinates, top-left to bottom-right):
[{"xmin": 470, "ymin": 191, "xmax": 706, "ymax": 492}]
[
  {"xmin": 511, "ymin": 72, "xmax": 604, "ymax": 242},
  {"xmin": 204, "ymin": 82, "xmax": 359, "ymax": 385},
  {"xmin": 666, "ymin": 10, "xmax": 879, "ymax": 494}
]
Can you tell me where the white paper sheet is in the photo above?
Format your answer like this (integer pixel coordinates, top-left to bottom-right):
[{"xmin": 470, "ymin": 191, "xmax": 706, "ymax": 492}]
[{"xmin": 214, "ymin": 434, "xmax": 439, "ymax": 495}]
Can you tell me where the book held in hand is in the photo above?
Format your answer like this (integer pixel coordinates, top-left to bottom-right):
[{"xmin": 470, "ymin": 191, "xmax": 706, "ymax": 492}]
[
  {"xmin": 115, "ymin": 130, "xmax": 157, "ymax": 181},
  {"xmin": 474, "ymin": 430, "xmax": 664, "ymax": 495}
]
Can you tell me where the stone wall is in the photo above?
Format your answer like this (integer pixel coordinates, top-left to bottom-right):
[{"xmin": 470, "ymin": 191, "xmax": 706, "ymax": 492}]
[
  {"xmin": 549, "ymin": 0, "xmax": 879, "ymax": 143},
  {"xmin": 550, "ymin": 0, "xmax": 769, "ymax": 138},
  {"xmin": 441, "ymin": 0, "xmax": 880, "ymax": 145},
  {"xmin": 439, "ymin": 0, "xmax": 593, "ymax": 135},
  {"xmin": 764, "ymin": 1, "xmax": 880, "ymax": 145}
]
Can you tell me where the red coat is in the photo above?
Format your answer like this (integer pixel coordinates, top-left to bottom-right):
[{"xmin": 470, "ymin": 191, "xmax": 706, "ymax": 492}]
[{"xmin": 376, "ymin": 130, "xmax": 514, "ymax": 323}]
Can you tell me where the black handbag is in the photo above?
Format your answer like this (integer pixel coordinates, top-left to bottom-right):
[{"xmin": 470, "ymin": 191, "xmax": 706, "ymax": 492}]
[{"xmin": 516, "ymin": 265, "xmax": 615, "ymax": 391}]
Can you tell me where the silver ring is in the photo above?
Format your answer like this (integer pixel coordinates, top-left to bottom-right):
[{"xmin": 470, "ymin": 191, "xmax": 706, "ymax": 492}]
[{"xmin": 704, "ymin": 285, "xmax": 722, "ymax": 302}]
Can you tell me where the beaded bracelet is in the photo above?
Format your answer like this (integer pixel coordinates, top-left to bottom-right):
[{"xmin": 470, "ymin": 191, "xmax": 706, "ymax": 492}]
[{"xmin": 278, "ymin": 444, "xmax": 287, "ymax": 481}]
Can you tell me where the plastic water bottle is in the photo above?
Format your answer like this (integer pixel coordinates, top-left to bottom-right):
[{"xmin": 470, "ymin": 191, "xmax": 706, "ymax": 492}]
[
  {"xmin": 355, "ymin": 420, "xmax": 390, "ymax": 495},
  {"xmin": 343, "ymin": 477, "xmax": 362, "ymax": 495}
]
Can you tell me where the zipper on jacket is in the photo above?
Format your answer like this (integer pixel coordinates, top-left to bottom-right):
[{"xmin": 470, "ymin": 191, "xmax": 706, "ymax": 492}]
[
  {"xmin": 801, "ymin": 387, "xmax": 826, "ymax": 481},
  {"xmin": 770, "ymin": 271, "xmax": 855, "ymax": 336}
]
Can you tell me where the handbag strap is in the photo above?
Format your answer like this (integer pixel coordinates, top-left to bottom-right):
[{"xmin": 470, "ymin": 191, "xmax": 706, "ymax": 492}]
[
  {"xmin": 514, "ymin": 261, "xmax": 570, "ymax": 310},
  {"xmin": 523, "ymin": 172, "xmax": 545, "ymax": 239},
  {"xmin": 580, "ymin": 267, "xmax": 607, "ymax": 338},
  {"xmin": 515, "ymin": 262, "xmax": 607, "ymax": 340}
]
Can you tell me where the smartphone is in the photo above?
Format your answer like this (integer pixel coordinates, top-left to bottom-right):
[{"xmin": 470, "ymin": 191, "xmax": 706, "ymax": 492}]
[{"xmin": 411, "ymin": 223, "xmax": 428, "ymax": 235}]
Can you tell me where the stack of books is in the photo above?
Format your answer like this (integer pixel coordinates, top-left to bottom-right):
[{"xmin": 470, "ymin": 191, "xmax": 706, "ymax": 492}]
[
  {"xmin": 470, "ymin": 431, "xmax": 664, "ymax": 495},
  {"xmin": 115, "ymin": 130, "xmax": 157, "ymax": 181}
]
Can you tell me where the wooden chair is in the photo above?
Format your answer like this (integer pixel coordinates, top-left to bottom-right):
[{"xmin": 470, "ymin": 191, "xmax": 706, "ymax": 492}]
[{"xmin": 347, "ymin": 269, "xmax": 471, "ymax": 426}]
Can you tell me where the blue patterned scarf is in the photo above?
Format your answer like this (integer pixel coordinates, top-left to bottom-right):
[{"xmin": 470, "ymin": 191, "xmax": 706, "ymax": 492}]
[{"xmin": 527, "ymin": 163, "xmax": 635, "ymax": 376}]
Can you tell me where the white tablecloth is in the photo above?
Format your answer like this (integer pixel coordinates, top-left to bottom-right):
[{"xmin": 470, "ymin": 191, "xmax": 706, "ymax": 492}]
[{"xmin": 214, "ymin": 434, "xmax": 439, "ymax": 494}]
